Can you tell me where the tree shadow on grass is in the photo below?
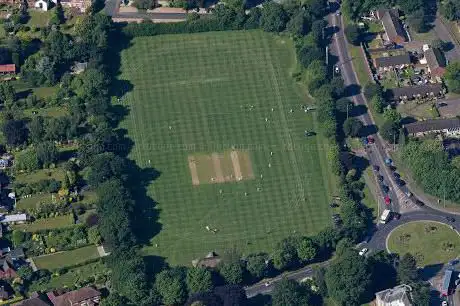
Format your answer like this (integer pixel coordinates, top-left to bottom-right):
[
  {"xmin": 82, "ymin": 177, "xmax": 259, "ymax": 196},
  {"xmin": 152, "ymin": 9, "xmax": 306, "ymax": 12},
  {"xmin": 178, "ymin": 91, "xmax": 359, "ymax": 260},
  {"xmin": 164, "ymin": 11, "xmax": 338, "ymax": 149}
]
[{"xmin": 106, "ymin": 30, "xmax": 162, "ymax": 247}]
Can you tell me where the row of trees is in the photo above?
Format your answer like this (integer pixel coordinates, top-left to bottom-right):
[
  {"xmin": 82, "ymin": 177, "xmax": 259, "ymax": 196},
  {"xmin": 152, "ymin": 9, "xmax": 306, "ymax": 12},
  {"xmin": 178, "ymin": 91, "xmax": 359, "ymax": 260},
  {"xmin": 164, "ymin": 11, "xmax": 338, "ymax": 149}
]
[
  {"xmin": 401, "ymin": 138, "xmax": 460, "ymax": 202},
  {"xmin": 341, "ymin": 0, "xmax": 433, "ymax": 33},
  {"xmin": 312, "ymin": 241, "xmax": 430, "ymax": 305}
]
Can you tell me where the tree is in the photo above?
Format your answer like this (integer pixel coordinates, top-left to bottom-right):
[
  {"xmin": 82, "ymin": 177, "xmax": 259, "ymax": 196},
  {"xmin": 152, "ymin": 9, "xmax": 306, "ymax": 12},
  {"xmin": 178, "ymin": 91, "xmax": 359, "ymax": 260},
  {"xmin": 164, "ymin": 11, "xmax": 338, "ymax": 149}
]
[
  {"xmin": 213, "ymin": 285, "xmax": 247, "ymax": 306},
  {"xmin": 272, "ymin": 236, "xmax": 300, "ymax": 270},
  {"xmin": 260, "ymin": 2, "xmax": 288, "ymax": 32},
  {"xmin": 15, "ymin": 149, "xmax": 39, "ymax": 172},
  {"xmin": 0, "ymin": 48, "xmax": 11, "ymax": 65},
  {"xmin": 272, "ymin": 278, "xmax": 313, "ymax": 306},
  {"xmin": 371, "ymin": 94, "xmax": 385, "ymax": 113},
  {"xmin": 109, "ymin": 254, "xmax": 150, "ymax": 305},
  {"xmin": 219, "ymin": 261, "xmax": 244, "ymax": 285},
  {"xmin": 2, "ymin": 119, "xmax": 28, "ymax": 146},
  {"xmin": 335, "ymin": 98, "xmax": 352, "ymax": 114},
  {"xmin": 325, "ymin": 248, "xmax": 373, "ymax": 305},
  {"xmin": 310, "ymin": 19, "xmax": 328, "ymax": 46},
  {"xmin": 298, "ymin": 45, "xmax": 324, "ymax": 68},
  {"xmin": 411, "ymin": 282, "xmax": 430, "ymax": 306},
  {"xmin": 88, "ymin": 226, "xmax": 102, "ymax": 245},
  {"xmin": 445, "ymin": 62, "xmax": 460, "ymax": 93},
  {"xmin": 398, "ymin": 0, "xmax": 423, "ymax": 14},
  {"xmin": 286, "ymin": 10, "xmax": 311, "ymax": 36},
  {"xmin": 17, "ymin": 265, "xmax": 33, "ymax": 281},
  {"xmin": 431, "ymin": 39, "xmax": 447, "ymax": 51},
  {"xmin": 133, "ymin": 0, "xmax": 155, "ymax": 9},
  {"xmin": 343, "ymin": 117, "xmax": 363, "ymax": 137},
  {"xmin": 0, "ymin": 82, "xmax": 16, "ymax": 107},
  {"xmin": 452, "ymin": 156, "xmax": 460, "ymax": 169},
  {"xmin": 406, "ymin": 10, "xmax": 428, "ymax": 33},
  {"xmin": 87, "ymin": 153, "xmax": 127, "ymax": 187},
  {"xmin": 186, "ymin": 267, "xmax": 213, "ymax": 293},
  {"xmin": 363, "ymin": 83, "xmax": 382, "ymax": 100},
  {"xmin": 246, "ymin": 253, "xmax": 269, "ymax": 279},
  {"xmin": 441, "ymin": 0, "xmax": 460, "ymax": 21},
  {"xmin": 383, "ymin": 108, "xmax": 401, "ymax": 124},
  {"xmin": 12, "ymin": 230, "xmax": 26, "ymax": 247},
  {"xmin": 345, "ymin": 24, "xmax": 361, "ymax": 45},
  {"xmin": 100, "ymin": 293, "xmax": 130, "ymax": 306},
  {"xmin": 36, "ymin": 141, "xmax": 59, "ymax": 168},
  {"xmin": 397, "ymin": 253, "xmax": 419, "ymax": 284},
  {"xmin": 296, "ymin": 237, "xmax": 317, "ymax": 263},
  {"xmin": 155, "ymin": 268, "xmax": 187, "ymax": 305},
  {"xmin": 380, "ymin": 120, "xmax": 400, "ymax": 143}
]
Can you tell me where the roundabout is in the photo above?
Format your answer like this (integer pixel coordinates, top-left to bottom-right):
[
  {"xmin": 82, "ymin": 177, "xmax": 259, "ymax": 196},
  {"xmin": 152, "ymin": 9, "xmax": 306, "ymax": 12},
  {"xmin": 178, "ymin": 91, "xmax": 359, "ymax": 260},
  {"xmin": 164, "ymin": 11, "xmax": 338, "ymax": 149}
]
[{"xmin": 387, "ymin": 221, "xmax": 460, "ymax": 266}]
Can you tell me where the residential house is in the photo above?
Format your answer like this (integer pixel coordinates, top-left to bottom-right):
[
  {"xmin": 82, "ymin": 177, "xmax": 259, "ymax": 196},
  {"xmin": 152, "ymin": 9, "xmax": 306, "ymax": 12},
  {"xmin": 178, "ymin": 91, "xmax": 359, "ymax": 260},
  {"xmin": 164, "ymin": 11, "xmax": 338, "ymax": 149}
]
[
  {"xmin": 13, "ymin": 292, "xmax": 51, "ymax": 306},
  {"xmin": 424, "ymin": 48, "xmax": 446, "ymax": 77},
  {"xmin": 7, "ymin": 248, "xmax": 25, "ymax": 261},
  {"xmin": 386, "ymin": 84, "xmax": 444, "ymax": 101},
  {"xmin": 374, "ymin": 53, "xmax": 411, "ymax": 71},
  {"xmin": 0, "ymin": 213, "xmax": 28, "ymax": 224},
  {"xmin": 0, "ymin": 64, "xmax": 15, "ymax": 75},
  {"xmin": 375, "ymin": 284, "xmax": 413, "ymax": 306},
  {"xmin": 192, "ymin": 251, "xmax": 221, "ymax": 268},
  {"xmin": 47, "ymin": 287, "xmax": 101, "ymax": 306},
  {"xmin": 50, "ymin": 0, "xmax": 90, "ymax": 12},
  {"xmin": 70, "ymin": 62, "xmax": 88, "ymax": 75},
  {"xmin": 379, "ymin": 9, "xmax": 407, "ymax": 45},
  {"xmin": 0, "ymin": 258, "xmax": 16, "ymax": 279},
  {"xmin": 34, "ymin": 0, "xmax": 49, "ymax": 11},
  {"xmin": 404, "ymin": 118, "xmax": 460, "ymax": 137}
]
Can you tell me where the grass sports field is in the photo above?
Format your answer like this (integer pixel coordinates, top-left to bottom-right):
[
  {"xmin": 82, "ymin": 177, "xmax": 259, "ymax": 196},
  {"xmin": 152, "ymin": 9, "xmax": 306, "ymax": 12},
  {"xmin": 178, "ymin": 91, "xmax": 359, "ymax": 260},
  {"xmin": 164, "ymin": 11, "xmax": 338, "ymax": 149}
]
[{"xmin": 117, "ymin": 30, "xmax": 337, "ymax": 264}]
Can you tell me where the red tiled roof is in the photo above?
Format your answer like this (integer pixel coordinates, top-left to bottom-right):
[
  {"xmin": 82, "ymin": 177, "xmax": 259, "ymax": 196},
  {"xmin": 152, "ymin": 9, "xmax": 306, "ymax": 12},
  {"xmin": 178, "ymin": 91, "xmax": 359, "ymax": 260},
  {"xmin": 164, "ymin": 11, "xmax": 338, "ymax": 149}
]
[
  {"xmin": 49, "ymin": 287, "xmax": 100, "ymax": 306},
  {"xmin": 0, "ymin": 64, "xmax": 15, "ymax": 73}
]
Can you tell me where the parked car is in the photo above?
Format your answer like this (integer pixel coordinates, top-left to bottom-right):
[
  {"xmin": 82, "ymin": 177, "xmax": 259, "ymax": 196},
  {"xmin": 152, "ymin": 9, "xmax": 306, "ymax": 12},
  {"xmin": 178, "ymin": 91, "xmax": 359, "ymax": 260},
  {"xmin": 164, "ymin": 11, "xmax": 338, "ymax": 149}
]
[
  {"xmin": 395, "ymin": 179, "xmax": 406, "ymax": 186},
  {"xmin": 381, "ymin": 185, "xmax": 389, "ymax": 193},
  {"xmin": 393, "ymin": 212, "xmax": 401, "ymax": 220},
  {"xmin": 446, "ymin": 216, "xmax": 456, "ymax": 223},
  {"xmin": 373, "ymin": 165, "xmax": 380, "ymax": 171},
  {"xmin": 367, "ymin": 136, "xmax": 375, "ymax": 144},
  {"xmin": 378, "ymin": 175, "xmax": 384, "ymax": 182},
  {"xmin": 415, "ymin": 199, "xmax": 424, "ymax": 206},
  {"xmin": 384, "ymin": 196, "xmax": 391, "ymax": 205},
  {"xmin": 405, "ymin": 191, "xmax": 412, "ymax": 197},
  {"xmin": 393, "ymin": 172, "xmax": 400, "ymax": 179}
]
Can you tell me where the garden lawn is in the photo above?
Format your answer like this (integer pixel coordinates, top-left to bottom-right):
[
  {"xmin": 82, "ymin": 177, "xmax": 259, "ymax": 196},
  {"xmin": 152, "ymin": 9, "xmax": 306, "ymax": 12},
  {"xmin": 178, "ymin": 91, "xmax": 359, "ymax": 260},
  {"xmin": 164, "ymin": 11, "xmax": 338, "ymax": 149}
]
[
  {"xmin": 388, "ymin": 221, "xmax": 460, "ymax": 266},
  {"xmin": 29, "ymin": 260, "xmax": 108, "ymax": 292},
  {"xmin": 14, "ymin": 214, "xmax": 75, "ymax": 232},
  {"xmin": 14, "ymin": 168, "xmax": 65, "ymax": 185},
  {"xmin": 33, "ymin": 245, "xmax": 100, "ymax": 270},
  {"xmin": 117, "ymin": 30, "xmax": 336, "ymax": 265},
  {"xmin": 16, "ymin": 193, "xmax": 53, "ymax": 212}
]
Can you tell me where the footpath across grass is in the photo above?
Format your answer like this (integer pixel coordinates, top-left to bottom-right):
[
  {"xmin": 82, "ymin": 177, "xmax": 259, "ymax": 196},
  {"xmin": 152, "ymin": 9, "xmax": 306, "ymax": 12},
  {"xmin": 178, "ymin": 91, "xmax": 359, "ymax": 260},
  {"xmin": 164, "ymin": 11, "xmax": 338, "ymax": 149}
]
[
  {"xmin": 117, "ymin": 30, "xmax": 336, "ymax": 264},
  {"xmin": 33, "ymin": 245, "xmax": 100, "ymax": 270},
  {"xmin": 388, "ymin": 221, "xmax": 460, "ymax": 266}
]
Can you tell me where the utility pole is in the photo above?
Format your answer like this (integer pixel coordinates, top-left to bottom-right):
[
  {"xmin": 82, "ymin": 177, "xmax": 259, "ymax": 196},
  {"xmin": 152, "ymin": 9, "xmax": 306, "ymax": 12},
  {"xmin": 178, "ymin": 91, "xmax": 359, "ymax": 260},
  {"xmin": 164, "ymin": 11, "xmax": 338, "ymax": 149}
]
[{"xmin": 346, "ymin": 103, "xmax": 349, "ymax": 119}]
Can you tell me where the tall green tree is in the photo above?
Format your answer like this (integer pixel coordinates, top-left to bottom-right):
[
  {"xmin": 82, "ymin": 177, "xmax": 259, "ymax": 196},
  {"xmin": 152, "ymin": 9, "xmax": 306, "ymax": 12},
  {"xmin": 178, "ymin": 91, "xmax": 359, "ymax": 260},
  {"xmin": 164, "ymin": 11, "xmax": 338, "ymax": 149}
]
[
  {"xmin": 186, "ymin": 267, "xmax": 213, "ymax": 293},
  {"xmin": 246, "ymin": 253, "xmax": 269, "ymax": 279},
  {"xmin": 272, "ymin": 278, "xmax": 313, "ymax": 306},
  {"xmin": 325, "ymin": 248, "xmax": 373, "ymax": 305},
  {"xmin": 155, "ymin": 268, "xmax": 187, "ymax": 305},
  {"xmin": 397, "ymin": 253, "xmax": 419, "ymax": 284},
  {"xmin": 445, "ymin": 62, "xmax": 460, "ymax": 93},
  {"xmin": 260, "ymin": 2, "xmax": 288, "ymax": 32},
  {"xmin": 343, "ymin": 117, "xmax": 363, "ymax": 137}
]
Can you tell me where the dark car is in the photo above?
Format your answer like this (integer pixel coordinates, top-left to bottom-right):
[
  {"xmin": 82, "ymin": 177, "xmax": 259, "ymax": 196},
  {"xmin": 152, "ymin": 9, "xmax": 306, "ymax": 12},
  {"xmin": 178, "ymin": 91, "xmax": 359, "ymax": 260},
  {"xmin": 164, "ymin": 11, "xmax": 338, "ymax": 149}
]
[
  {"xmin": 377, "ymin": 175, "xmax": 384, "ymax": 182},
  {"xmin": 373, "ymin": 165, "xmax": 380, "ymax": 172},
  {"xmin": 381, "ymin": 185, "xmax": 389, "ymax": 193},
  {"xmin": 392, "ymin": 172, "xmax": 400, "ymax": 179},
  {"xmin": 393, "ymin": 212, "xmax": 401, "ymax": 220},
  {"xmin": 395, "ymin": 179, "xmax": 406, "ymax": 186},
  {"xmin": 415, "ymin": 199, "xmax": 424, "ymax": 206},
  {"xmin": 445, "ymin": 216, "xmax": 456, "ymax": 222}
]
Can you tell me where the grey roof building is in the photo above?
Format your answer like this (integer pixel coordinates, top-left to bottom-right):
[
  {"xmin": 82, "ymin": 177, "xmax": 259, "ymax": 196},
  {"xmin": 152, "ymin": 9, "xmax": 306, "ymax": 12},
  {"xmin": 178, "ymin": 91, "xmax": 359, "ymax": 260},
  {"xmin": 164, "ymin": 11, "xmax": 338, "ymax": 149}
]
[
  {"xmin": 374, "ymin": 53, "xmax": 411, "ymax": 68},
  {"xmin": 387, "ymin": 84, "xmax": 444, "ymax": 101},
  {"xmin": 380, "ymin": 10, "xmax": 407, "ymax": 44},
  {"xmin": 404, "ymin": 118, "xmax": 460, "ymax": 136},
  {"xmin": 375, "ymin": 284, "xmax": 413, "ymax": 306}
]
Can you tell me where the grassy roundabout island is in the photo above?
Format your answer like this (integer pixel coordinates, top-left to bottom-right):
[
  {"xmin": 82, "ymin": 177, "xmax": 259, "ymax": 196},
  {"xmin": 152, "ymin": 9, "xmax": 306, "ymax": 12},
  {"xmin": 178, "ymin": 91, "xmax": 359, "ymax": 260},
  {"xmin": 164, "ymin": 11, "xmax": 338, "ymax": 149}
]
[{"xmin": 388, "ymin": 221, "xmax": 460, "ymax": 267}]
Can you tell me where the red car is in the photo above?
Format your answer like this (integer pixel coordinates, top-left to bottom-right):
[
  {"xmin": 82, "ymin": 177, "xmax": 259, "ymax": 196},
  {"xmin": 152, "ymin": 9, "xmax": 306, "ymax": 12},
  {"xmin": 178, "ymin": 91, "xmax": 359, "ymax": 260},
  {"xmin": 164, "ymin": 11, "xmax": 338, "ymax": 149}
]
[{"xmin": 384, "ymin": 196, "xmax": 391, "ymax": 205}]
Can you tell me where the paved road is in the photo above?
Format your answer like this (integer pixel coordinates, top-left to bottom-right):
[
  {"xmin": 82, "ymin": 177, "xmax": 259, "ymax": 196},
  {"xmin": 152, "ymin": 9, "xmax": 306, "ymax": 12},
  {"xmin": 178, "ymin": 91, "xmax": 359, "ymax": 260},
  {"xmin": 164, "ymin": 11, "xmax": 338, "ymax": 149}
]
[
  {"xmin": 245, "ymin": 262, "xmax": 330, "ymax": 298},
  {"xmin": 245, "ymin": 5, "xmax": 460, "ymax": 299},
  {"xmin": 433, "ymin": 15, "xmax": 460, "ymax": 63}
]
